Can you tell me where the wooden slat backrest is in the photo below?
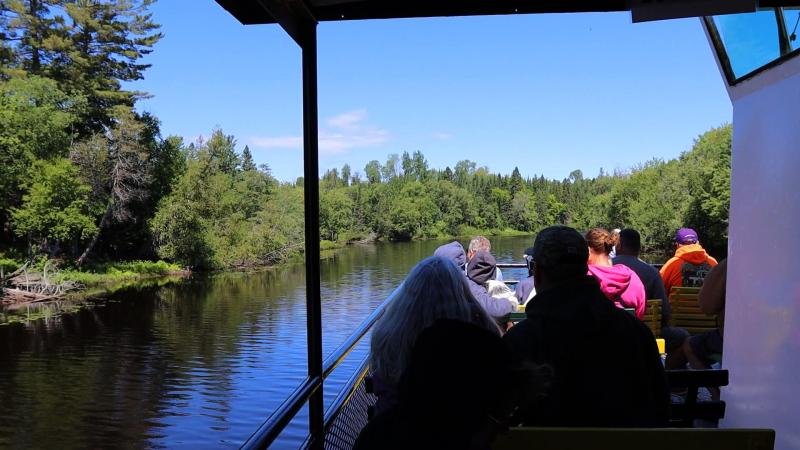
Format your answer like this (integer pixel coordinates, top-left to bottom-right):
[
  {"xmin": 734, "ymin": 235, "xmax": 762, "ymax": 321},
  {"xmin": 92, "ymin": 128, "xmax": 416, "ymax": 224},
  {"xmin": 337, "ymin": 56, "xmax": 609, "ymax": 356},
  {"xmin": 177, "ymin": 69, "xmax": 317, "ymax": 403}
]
[
  {"xmin": 509, "ymin": 312, "xmax": 527, "ymax": 324},
  {"xmin": 493, "ymin": 428, "xmax": 775, "ymax": 450},
  {"xmin": 642, "ymin": 299, "xmax": 662, "ymax": 337},
  {"xmin": 669, "ymin": 287, "xmax": 717, "ymax": 334}
]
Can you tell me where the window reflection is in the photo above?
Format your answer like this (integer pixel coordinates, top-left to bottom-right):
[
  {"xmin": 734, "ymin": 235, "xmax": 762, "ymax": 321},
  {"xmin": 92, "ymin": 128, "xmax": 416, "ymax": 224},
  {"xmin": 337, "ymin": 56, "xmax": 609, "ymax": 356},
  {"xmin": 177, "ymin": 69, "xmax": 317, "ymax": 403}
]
[
  {"xmin": 713, "ymin": 10, "xmax": 781, "ymax": 79},
  {"xmin": 783, "ymin": 7, "xmax": 800, "ymax": 52}
]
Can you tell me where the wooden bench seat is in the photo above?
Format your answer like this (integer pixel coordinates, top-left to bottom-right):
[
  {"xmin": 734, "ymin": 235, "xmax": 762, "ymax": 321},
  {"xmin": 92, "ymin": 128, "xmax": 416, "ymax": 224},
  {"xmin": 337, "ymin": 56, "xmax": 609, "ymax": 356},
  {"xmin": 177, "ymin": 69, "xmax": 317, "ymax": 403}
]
[
  {"xmin": 493, "ymin": 427, "xmax": 775, "ymax": 450},
  {"xmin": 642, "ymin": 299, "xmax": 663, "ymax": 337},
  {"xmin": 669, "ymin": 287, "xmax": 718, "ymax": 334}
]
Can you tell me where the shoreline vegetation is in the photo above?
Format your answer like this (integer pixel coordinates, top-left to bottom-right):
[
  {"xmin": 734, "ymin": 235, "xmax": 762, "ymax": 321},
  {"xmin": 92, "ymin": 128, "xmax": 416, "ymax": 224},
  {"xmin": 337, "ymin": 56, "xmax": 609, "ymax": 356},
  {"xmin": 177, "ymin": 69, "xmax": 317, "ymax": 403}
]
[
  {"xmin": 6, "ymin": 229, "xmax": 530, "ymax": 298},
  {"xmin": 1, "ymin": 259, "xmax": 187, "ymax": 306},
  {"xmin": 1, "ymin": 228, "xmax": 529, "ymax": 321}
]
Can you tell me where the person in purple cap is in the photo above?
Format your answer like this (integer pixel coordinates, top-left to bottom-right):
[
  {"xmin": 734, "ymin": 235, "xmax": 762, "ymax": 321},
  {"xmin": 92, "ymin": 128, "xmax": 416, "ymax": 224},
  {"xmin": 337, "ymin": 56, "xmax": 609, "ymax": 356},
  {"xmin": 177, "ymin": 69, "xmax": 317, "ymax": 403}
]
[{"xmin": 659, "ymin": 227, "xmax": 718, "ymax": 295}]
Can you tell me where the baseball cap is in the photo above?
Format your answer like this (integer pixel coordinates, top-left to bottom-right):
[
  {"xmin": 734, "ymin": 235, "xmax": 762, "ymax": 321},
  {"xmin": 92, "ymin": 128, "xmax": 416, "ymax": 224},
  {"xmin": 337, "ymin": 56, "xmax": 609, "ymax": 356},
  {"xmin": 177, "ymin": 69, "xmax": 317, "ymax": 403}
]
[
  {"xmin": 529, "ymin": 226, "xmax": 589, "ymax": 274},
  {"xmin": 675, "ymin": 228, "xmax": 698, "ymax": 245}
]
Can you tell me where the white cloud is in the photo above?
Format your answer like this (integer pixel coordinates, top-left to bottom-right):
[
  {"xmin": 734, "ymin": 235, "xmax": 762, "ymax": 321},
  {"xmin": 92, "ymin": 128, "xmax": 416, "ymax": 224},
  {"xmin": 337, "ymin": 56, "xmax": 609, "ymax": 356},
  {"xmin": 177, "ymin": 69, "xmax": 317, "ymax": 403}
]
[
  {"xmin": 327, "ymin": 109, "xmax": 367, "ymax": 130},
  {"xmin": 249, "ymin": 109, "xmax": 388, "ymax": 155},
  {"xmin": 319, "ymin": 129, "xmax": 389, "ymax": 154},
  {"xmin": 433, "ymin": 132, "xmax": 452, "ymax": 140}
]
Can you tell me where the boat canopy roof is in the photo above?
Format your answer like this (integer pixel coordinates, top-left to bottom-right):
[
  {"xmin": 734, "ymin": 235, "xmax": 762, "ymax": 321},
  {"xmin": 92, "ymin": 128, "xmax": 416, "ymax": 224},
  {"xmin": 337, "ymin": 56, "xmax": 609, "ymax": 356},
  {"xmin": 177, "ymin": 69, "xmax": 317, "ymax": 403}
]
[{"xmin": 216, "ymin": 1, "xmax": 631, "ymax": 25}]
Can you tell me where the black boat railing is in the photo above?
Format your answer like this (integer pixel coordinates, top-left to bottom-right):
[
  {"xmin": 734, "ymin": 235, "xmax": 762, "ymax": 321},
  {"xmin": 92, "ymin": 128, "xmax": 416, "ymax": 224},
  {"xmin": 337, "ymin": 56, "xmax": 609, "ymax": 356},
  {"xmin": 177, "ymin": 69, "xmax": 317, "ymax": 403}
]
[{"xmin": 241, "ymin": 283, "xmax": 404, "ymax": 449}]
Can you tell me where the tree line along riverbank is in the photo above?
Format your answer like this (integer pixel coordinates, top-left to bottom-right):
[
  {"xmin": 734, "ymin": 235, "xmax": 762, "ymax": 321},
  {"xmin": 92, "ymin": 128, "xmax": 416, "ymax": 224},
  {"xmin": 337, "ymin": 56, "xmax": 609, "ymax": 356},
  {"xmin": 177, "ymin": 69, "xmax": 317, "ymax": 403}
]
[{"xmin": 1, "ymin": 1, "xmax": 730, "ymax": 307}]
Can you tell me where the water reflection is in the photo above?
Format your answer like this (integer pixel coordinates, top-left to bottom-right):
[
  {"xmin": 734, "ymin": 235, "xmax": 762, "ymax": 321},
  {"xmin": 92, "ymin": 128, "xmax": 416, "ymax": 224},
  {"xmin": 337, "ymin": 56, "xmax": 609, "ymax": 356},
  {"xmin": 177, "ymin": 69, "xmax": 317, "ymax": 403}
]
[{"xmin": 0, "ymin": 236, "xmax": 536, "ymax": 448}]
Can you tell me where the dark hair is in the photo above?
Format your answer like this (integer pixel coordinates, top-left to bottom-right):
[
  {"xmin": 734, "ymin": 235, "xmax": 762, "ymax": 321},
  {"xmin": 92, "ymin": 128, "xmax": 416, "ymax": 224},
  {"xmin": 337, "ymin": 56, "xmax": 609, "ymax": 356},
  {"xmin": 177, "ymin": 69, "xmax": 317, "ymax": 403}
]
[
  {"xmin": 585, "ymin": 228, "xmax": 617, "ymax": 255},
  {"xmin": 618, "ymin": 229, "xmax": 641, "ymax": 253}
]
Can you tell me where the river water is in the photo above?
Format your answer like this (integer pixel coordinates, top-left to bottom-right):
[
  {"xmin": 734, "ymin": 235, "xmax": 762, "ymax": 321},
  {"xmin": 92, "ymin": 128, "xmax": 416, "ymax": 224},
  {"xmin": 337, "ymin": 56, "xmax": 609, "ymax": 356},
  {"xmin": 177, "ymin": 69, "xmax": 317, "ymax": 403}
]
[{"xmin": 0, "ymin": 236, "xmax": 535, "ymax": 449}]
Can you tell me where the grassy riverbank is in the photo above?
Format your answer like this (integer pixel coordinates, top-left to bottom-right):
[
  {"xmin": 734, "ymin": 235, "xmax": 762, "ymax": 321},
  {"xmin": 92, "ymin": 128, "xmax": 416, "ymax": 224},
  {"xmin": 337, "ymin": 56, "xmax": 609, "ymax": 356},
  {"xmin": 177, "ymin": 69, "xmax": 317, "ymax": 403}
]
[
  {"xmin": 1, "ymin": 257, "xmax": 184, "ymax": 287},
  {"xmin": 54, "ymin": 260, "xmax": 185, "ymax": 285}
]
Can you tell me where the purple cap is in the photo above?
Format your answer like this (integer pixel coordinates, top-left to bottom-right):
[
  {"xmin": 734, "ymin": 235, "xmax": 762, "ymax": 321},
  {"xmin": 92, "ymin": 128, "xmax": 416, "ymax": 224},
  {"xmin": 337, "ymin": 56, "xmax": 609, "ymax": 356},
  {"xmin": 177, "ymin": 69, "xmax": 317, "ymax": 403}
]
[{"xmin": 675, "ymin": 228, "xmax": 698, "ymax": 244}]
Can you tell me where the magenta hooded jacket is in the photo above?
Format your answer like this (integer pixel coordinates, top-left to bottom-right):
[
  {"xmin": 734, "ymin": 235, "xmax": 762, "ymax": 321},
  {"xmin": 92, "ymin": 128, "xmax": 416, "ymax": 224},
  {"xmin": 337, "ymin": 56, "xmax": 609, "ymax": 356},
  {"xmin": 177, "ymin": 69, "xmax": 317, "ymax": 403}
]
[{"xmin": 587, "ymin": 264, "xmax": 646, "ymax": 319}]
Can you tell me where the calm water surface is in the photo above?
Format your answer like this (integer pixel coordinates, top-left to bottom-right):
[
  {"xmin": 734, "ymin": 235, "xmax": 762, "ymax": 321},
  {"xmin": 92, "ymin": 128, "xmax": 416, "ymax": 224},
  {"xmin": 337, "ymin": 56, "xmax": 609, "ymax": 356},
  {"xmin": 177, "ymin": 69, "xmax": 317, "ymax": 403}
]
[{"xmin": 0, "ymin": 237, "xmax": 535, "ymax": 449}]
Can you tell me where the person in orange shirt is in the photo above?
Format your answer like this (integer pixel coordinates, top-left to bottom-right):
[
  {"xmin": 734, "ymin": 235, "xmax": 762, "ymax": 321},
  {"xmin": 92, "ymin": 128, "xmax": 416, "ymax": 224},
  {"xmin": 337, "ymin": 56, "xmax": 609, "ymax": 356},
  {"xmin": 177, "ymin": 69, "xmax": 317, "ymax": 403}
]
[{"xmin": 659, "ymin": 228, "xmax": 718, "ymax": 295}]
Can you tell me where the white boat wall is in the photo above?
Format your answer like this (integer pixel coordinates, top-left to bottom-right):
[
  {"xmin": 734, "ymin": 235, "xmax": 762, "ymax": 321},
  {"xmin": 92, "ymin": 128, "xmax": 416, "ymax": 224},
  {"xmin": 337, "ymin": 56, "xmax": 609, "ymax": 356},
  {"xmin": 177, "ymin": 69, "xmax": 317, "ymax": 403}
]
[{"xmin": 704, "ymin": 14, "xmax": 800, "ymax": 450}]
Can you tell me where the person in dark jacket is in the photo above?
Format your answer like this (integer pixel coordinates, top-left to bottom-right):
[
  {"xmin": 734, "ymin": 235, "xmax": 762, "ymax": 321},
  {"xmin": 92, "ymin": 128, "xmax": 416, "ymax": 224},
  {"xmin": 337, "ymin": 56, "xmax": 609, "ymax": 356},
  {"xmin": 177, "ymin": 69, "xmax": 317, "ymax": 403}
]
[
  {"xmin": 504, "ymin": 226, "xmax": 669, "ymax": 427},
  {"xmin": 435, "ymin": 242, "xmax": 514, "ymax": 319},
  {"xmin": 613, "ymin": 228, "xmax": 690, "ymax": 368}
]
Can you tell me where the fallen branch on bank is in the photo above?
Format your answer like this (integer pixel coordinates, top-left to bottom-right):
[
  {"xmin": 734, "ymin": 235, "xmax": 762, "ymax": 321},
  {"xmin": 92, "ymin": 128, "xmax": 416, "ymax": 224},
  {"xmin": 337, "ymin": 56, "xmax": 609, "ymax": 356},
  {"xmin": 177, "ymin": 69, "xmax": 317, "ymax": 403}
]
[{"xmin": 1, "ymin": 261, "xmax": 81, "ymax": 306}]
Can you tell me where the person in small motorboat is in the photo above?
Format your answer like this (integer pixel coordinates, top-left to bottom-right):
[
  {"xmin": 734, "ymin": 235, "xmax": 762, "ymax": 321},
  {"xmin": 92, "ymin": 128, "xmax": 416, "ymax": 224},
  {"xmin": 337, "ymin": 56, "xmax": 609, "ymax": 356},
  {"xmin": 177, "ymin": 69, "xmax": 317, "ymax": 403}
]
[
  {"xmin": 434, "ymin": 242, "xmax": 515, "ymax": 319},
  {"xmin": 660, "ymin": 227, "xmax": 718, "ymax": 295},
  {"xmin": 585, "ymin": 227, "xmax": 646, "ymax": 319},
  {"xmin": 468, "ymin": 236, "xmax": 503, "ymax": 281},
  {"xmin": 613, "ymin": 228, "xmax": 689, "ymax": 368},
  {"xmin": 369, "ymin": 255, "xmax": 500, "ymax": 417},
  {"xmin": 504, "ymin": 226, "xmax": 669, "ymax": 428},
  {"xmin": 514, "ymin": 248, "xmax": 536, "ymax": 306},
  {"xmin": 467, "ymin": 250, "xmax": 518, "ymax": 310}
]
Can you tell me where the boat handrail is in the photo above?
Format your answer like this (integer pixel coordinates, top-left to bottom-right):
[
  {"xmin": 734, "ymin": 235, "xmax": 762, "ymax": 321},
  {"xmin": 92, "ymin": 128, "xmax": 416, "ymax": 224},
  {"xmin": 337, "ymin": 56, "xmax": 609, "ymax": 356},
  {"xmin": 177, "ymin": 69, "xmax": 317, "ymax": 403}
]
[
  {"xmin": 240, "ymin": 282, "xmax": 404, "ymax": 449},
  {"xmin": 322, "ymin": 282, "xmax": 403, "ymax": 378},
  {"xmin": 496, "ymin": 262, "xmax": 528, "ymax": 269}
]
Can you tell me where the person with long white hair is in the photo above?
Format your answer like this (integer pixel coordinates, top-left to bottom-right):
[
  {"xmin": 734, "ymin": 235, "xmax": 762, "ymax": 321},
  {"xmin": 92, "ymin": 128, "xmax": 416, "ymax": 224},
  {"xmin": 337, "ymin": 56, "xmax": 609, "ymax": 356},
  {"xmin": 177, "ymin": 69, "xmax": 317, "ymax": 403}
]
[{"xmin": 369, "ymin": 255, "xmax": 501, "ymax": 416}]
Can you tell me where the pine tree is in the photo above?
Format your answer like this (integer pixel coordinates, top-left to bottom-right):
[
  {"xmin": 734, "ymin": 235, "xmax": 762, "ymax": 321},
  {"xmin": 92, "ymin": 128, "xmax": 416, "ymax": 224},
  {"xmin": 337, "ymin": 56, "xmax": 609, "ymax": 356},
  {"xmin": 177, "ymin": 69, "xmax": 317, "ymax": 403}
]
[
  {"xmin": 510, "ymin": 166, "xmax": 524, "ymax": 194},
  {"xmin": 60, "ymin": 0, "xmax": 162, "ymax": 134},
  {"xmin": 241, "ymin": 145, "xmax": 256, "ymax": 171},
  {"xmin": 0, "ymin": 0, "xmax": 69, "ymax": 77}
]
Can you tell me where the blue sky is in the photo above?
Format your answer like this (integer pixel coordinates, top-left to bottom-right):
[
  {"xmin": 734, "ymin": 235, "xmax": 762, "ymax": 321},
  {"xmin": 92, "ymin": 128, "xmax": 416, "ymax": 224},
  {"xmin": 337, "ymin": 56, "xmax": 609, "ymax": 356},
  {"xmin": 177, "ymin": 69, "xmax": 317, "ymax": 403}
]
[{"xmin": 131, "ymin": 2, "xmax": 732, "ymax": 182}]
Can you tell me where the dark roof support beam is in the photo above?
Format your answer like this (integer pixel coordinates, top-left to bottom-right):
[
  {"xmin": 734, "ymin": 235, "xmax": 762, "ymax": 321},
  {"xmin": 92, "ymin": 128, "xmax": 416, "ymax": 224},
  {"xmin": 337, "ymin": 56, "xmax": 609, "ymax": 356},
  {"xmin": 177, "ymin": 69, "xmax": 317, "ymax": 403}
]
[
  {"xmin": 254, "ymin": 0, "xmax": 317, "ymax": 47},
  {"xmin": 300, "ymin": 19, "xmax": 324, "ymax": 450}
]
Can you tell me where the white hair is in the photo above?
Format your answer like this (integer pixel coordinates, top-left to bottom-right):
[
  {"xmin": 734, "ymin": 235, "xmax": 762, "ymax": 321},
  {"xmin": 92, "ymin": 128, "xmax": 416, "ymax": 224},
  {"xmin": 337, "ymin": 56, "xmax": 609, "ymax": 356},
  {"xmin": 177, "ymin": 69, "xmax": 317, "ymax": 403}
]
[
  {"xmin": 468, "ymin": 236, "xmax": 491, "ymax": 254},
  {"xmin": 370, "ymin": 256, "xmax": 500, "ymax": 388}
]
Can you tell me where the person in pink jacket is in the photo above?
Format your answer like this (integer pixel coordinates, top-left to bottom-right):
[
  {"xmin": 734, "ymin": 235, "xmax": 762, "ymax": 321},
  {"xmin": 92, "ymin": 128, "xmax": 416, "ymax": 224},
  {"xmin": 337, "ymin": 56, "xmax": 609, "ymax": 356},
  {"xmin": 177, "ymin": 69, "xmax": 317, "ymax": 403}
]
[{"xmin": 585, "ymin": 228, "xmax": 646, "ymax": 319}]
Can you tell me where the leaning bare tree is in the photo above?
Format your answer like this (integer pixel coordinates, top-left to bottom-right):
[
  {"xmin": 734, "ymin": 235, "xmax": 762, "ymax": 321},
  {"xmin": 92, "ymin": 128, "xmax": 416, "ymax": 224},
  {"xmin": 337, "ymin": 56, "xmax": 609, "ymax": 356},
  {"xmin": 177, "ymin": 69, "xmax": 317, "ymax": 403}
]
[{"xmin": 71, "ymin": 110, "xmax": 150, "ymax": 267}]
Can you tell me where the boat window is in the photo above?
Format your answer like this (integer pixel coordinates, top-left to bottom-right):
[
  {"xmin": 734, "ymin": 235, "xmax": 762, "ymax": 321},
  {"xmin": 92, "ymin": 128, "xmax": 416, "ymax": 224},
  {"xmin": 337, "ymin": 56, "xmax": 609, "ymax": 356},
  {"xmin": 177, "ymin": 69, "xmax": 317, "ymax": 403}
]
[
  {"xmin": 783, "ymin": 7, "xmax": 800, "ymax": 53},
  {"xmin": 707, "ymin": 8, "xmax": 800, "ymax": 84},
  {"xmin": 712, "ymin": 10, "xmax": 781, "ymax": 80}
]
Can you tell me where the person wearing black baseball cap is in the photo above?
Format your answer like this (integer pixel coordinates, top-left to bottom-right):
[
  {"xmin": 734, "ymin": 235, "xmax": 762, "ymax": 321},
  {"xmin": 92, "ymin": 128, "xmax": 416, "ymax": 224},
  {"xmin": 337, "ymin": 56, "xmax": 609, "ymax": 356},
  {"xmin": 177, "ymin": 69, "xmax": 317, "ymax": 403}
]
[{"xmin": 504, "ymin": 226, "xmax": 668, "ymax": 427}]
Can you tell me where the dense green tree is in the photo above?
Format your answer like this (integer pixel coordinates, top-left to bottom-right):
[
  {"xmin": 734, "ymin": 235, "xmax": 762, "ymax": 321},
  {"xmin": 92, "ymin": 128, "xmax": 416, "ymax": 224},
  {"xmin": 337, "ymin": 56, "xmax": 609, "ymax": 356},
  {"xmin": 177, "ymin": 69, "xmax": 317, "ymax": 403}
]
[
  {"xmin": 11, "ymin": 158, "xmax": 97, "ymax": 253},
  {"xmin": 320, "ymin": 188, "xmax": 354, "ymax": 241},
  {"xmin": 364, "ymin": 160, "xmax": 381, "ymax": 184},
  {"xmin": 681, "ymin": 124, "xmax": 731, "ymax": 256},
  {"xmin": 0, "ymin": 76, "xmax": 77, "ymax": 227},
  {"xmin": 386, "ymin": 181, "xmax": 437, "ymax": 240},
  {"xmin": 150, "ymin": 128, "xmax": 284, "ymax": 269}
]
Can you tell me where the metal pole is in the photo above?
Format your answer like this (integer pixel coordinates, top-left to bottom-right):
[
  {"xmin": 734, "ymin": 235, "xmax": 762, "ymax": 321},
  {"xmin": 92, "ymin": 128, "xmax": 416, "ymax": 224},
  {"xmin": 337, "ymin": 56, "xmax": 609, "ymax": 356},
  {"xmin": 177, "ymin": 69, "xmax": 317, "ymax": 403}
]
[{"xmin": 301, "ymin": 22, "xmax": 324, "ymax": 450}]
